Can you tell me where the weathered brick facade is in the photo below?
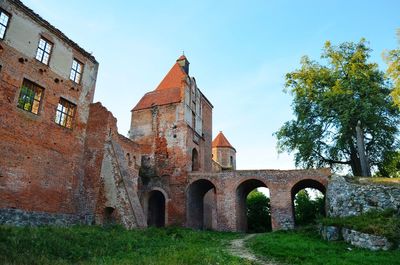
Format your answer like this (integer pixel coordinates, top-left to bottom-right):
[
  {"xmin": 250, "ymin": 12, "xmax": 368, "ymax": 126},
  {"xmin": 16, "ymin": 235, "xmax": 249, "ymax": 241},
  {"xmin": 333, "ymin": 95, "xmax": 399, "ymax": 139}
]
[
  {"xmin": 0, "ymin": 0, "xmax": 98, "ymax": 218},
  {"xmin": 0, "ymin": 0, "xmax": 331, "ymax": 231}
]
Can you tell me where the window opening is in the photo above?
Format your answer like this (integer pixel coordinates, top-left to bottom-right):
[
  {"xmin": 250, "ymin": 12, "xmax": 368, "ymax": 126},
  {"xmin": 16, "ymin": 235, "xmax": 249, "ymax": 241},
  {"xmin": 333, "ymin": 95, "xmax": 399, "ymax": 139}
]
[
  {"xmin": 70, "ymin": 59, "xmax": 83, "ymax": 84},
  {"xmin": 17, "ymin": 79, "xmax": 43, "ymax": 114},
  {"xmin": 0, "ymin": 9, "xmax": 10, "ymax": 39},
  {"xmin": 35, "ymin": 38, "xmax": 52, "ymax": 65},
  {"xmin": 55, "ymin": 98, "xmax": 76, "ymax": 129}
]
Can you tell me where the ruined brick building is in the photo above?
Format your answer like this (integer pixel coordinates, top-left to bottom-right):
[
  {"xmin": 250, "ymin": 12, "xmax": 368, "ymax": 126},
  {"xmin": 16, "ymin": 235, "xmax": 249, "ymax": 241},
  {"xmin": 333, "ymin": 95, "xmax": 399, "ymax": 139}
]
[{"xmin": 0, "ymin": 0, "xmax": 330, "ymax": 231}]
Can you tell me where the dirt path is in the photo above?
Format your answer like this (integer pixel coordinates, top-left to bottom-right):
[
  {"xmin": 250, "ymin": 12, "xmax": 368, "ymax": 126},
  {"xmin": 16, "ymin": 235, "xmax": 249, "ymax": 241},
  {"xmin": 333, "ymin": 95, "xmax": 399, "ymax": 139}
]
[{"xmin": 229, "ymin": 234, "xmax": 277, "ymax": 265}]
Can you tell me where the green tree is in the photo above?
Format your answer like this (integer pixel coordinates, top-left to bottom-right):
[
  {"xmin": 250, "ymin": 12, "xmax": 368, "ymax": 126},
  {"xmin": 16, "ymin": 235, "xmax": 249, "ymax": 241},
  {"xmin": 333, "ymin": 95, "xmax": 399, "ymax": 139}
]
[
  {"xmin": 294, "ymin": 189, "xmax": 325, "ymax": 225},
  {"xmin": 275, "ymin": 39, "xmax": 400, "ymax": 176},
  {"xmin": 383, "ymin": 29, "xmax": 400, "ymax": 107},
  {"xmin": 377, "ymin": 150, "xmax": 400, "ymax": 178},
  {"xmin": 246, "ymin": 190, "xmax": 271, "ymax": 233}
]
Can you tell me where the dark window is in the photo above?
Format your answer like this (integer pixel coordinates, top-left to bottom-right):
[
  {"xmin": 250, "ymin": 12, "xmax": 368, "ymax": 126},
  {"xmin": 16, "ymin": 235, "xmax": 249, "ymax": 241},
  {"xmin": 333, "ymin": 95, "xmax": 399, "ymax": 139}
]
[
  {"xmin": 192, "ymin": 111, "xmax": 196, "ymax": 129},
  {"xmin": 55, "ymin": 98, "xmax": 76, "ymax": 129},
  {"xmin": 17, "ymin": 79, "xmax": 43, "ymax": 114},
  {"xmin": 192, "ymin": 148, "xmax": 199, "ymax": 171},
  {"xmin": 0, "ymin": 9, "xmax": 10, "ymax": 39},
  {"xmin": 35, "ymin": 38, "xmax": 52, "ymax": 65},
  {"xmin": 70, "ymin": 59, "xmax": 83, "ymax": 84}
]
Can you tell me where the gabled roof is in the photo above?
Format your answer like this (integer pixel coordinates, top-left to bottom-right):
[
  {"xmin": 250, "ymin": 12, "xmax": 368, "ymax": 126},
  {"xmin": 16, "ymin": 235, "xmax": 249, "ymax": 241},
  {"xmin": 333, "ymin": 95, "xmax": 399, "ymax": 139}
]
[
  {"xmin": 132, "ymin": 56, "xmax": 189, "ymax": 111},
  {"xmin": 155, "ymin": 62, "xmax": 187, "ymax": 90},
  {"xmin": 212, "ymin": 131, "xmax": 236, "ymax": 151},
  {"xmin": 132, "ymin": 87, "xmax": 181, "ymax": 111}
]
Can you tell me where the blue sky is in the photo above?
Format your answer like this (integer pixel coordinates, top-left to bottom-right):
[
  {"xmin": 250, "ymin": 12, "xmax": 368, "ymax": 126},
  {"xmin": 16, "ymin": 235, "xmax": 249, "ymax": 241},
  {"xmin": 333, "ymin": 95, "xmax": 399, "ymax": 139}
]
[{"xmin": 24, "ymin": 0, "xmax": 399, "ymax": 169}]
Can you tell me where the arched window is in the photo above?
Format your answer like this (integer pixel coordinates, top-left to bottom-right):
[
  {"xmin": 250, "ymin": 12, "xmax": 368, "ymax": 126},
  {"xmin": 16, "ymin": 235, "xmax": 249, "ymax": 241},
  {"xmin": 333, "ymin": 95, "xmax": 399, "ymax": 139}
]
[{"xmin": 192, "ymin": 148, "xmax": 199, "ymax": 171}]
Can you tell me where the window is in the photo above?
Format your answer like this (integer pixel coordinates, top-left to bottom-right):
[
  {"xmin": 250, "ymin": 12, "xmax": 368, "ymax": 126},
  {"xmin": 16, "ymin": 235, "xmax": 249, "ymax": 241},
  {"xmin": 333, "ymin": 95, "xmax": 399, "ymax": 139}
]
[
  {"xmin": 0, "ymin": 9, "xmax": 10, "ymax": 39},
  {"xmin": 17, "ymin": 79, "xmax": 43, "ymax": 114},
  {"xmin": 55, "ymin": 98, "xmax": 76, "ymax": 129},
  {"xmin": 70, "ymin": 59, "xmax": 83, "ymax": 84},
  {"xmin": 192, "ymin": 148, "xmax": 199, "ymax": 171},
  {"xmin": 35, "ymin": 38, "xmax": 52, "ymax": 65}
]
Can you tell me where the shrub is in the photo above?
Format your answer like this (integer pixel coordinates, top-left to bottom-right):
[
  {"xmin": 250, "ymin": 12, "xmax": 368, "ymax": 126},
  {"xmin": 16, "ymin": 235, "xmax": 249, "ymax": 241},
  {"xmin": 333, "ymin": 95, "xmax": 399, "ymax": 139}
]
[
  {"xmin": 294, "ymin": 189, "xmax": 325, "ymax": 225},
  {"xmin": 246, "ymin": 190, "xmax": 271, "ymax": 233}
]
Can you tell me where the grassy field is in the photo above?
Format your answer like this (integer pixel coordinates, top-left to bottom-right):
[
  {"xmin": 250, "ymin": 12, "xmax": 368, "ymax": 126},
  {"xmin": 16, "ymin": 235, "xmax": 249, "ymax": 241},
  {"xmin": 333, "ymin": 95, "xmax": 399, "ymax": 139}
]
[
  {"xmin": 0, "ymin": 225, "xmax": 253, "ymax": 265},
  {"xmin": 248, "ymin": 226, "xmax": 400, "ymax": 265},
  {"xmin": 2, "ymin": 224, "xmax": 400, "ymax": 265}
]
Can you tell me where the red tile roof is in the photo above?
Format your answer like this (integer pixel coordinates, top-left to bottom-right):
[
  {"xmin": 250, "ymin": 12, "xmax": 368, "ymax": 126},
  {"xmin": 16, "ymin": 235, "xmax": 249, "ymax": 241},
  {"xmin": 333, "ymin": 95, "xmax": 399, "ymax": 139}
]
[
  {"xmin": 156, "ymin": 61, "xmax": 187, "ymax": 91},
  {"xmin": 132, "ymin": 87, "xmax": 182, "ymax": 111},
  {"xmin": 132, "ymin": 56, "xmax": 188, "ymax": 111},
  {"xmin": 212, "ymin": 131, "xmax": 235, "ymax": 151}
]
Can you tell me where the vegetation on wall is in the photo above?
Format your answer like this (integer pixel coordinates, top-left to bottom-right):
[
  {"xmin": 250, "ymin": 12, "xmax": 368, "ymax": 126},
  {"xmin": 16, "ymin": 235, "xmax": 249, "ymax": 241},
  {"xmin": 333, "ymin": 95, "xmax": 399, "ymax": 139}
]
[
  {"xmin": 275, "ymin": 39, "xmax": 400, "ymax": 176},
  {"xmin": 321, "ymin": 209, "xmax": 400, "ymax": 244}
]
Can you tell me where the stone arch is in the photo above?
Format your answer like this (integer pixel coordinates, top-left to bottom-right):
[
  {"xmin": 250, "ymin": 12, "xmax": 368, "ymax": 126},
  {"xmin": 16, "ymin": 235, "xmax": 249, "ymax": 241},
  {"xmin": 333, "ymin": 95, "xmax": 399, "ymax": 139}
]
[
  {"xmin": 192, "ymin": 148, "xmax": 199, "ymax": 171},
  {"xmin": 146, "ymin": 189, "xmax": 167, "ymax": 227},
  {"xmin": 290, "ymin": 178, "xmax": 326, "ymax": 225},
  {"xmin": 187, "ymin": 179, "xmax": 217, "ymax": 229},
  {"xmin": 235, "ymin": 178, "xmax": 269, "ymax": 232}
]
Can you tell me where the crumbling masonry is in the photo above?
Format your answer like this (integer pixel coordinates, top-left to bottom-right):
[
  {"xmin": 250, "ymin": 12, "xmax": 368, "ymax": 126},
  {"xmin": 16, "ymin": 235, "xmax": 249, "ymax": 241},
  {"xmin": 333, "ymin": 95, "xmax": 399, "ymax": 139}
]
[{"xmin": 0, "ymin": 0, "xmax": 330, "ymax": 231}]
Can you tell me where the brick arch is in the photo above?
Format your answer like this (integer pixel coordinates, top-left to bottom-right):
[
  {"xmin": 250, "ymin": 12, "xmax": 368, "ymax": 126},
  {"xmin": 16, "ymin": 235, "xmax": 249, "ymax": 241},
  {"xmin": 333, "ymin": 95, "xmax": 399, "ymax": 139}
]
[
  {"xmin": 290, "ymin": 178, "xmax": 327, "ymax": 199},
  {"xmin": 186, "ymin": 179, "xmax": 217, "ymax": 229},
  {"xmin": 187, "ymin": 177, "xmax": 218, "ymax": 189},
  {"xmin": 144, "ymin": 187, "xmax": 168, "ymax": 227},
  {"xmin": 235, "ymin": 178, "xmax": 270, "ymax": 232},
  {"xmin": 290, "ymin": 178, "xmax": 327, "ymax": 226},
  {"xmin": 187, "ymin": 168, "xmax": 330, "ymax": 231}
]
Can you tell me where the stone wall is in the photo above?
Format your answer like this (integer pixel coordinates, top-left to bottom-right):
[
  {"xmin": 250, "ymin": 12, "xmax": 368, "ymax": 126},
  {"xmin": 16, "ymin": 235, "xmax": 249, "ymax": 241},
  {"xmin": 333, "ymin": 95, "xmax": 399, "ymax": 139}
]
[
  {"xmin": 320, "ymin": 225, "xmax": 395, "ymax": 250},
  {"xmin": 0, "ymin": 208, "xmax": 89, "ymax": 226},
  {"xmin": 326, "ymin": 175, "xmax": 400, "ymax": 217}
]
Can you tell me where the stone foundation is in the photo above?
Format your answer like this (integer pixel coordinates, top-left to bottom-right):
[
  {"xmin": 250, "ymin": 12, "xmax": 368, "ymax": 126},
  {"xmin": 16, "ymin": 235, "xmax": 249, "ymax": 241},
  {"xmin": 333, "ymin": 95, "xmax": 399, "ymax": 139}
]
[
  {"xmin": 342, "ymin": 228, "xmax": 393, "ymax": 251},
  {"xmin": 320, "ymin": 225, "xmax": 395, "ymax": 251},
  {"xmin": 0, "ymin": 208, "xmax": 92, "ymax": 227}
]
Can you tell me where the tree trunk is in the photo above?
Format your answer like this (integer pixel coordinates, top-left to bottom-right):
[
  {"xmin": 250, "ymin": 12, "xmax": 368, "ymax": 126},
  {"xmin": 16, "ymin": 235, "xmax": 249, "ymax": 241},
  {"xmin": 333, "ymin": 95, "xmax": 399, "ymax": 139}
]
[
  {"xmin": 356, "ymin": 121, "xmax": 371, "ymax": 177},
  {"xmin": 349, "ymin": 144, "xmax": 362, "ymax": 176}
]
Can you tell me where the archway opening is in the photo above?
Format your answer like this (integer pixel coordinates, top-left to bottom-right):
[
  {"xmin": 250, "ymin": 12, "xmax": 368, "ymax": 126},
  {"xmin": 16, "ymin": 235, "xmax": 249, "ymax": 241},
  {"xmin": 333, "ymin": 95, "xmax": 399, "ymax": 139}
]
[
  {"xmin": 147, "ymin": 190, "xmax": 166, "ymax": 227},
  {"xmin": 187, "ymin": 179, "xmax": 216, "ymax": 230},
  {"xmin": 192, "ymin": 148, "xmax": 199, "ymax": 171},
  {"xmin": 236, "ymin": 179, "xmax": 271, "ymax": 233},
  {"xmin": 291, "ymin": 179, "xmax": 326, "ymax": 226},
  {"xmin": 103, "ymin": 207, "xmax": 115, "ymax": 225}
]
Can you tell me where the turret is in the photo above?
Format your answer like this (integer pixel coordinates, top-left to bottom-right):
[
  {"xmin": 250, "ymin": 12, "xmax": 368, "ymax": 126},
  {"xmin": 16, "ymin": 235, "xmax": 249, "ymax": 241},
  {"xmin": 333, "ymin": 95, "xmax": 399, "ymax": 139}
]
[{"xmin": 212, "ymin": 131, "xmax": 236, "ymax": 170}]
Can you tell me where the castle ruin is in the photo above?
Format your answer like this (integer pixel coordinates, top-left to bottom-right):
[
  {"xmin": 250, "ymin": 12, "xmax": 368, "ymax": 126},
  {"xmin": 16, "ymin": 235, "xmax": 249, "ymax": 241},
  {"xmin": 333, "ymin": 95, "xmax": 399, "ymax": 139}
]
[{"xmin": 0, "ymin": 0, "xmax": 330, "ymax": 231}]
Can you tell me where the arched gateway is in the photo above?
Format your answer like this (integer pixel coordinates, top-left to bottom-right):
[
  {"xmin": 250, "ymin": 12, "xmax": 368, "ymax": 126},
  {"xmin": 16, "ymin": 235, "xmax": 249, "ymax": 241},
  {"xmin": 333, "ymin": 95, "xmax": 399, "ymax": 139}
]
[{"xmin": 187, "ymin": 168, "xmax": 330, "ymax": 232}]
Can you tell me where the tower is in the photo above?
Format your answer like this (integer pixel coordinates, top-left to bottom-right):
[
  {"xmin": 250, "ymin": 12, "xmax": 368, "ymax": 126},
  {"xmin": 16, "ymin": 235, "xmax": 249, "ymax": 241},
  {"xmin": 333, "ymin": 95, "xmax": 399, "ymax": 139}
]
[
  {"xmin": 212, "ymin": 131, "xmax": 236, "ymax": 171},
  {"xmin": 129, "ymin": 55, "xmax": 213, "ymax": 225}
]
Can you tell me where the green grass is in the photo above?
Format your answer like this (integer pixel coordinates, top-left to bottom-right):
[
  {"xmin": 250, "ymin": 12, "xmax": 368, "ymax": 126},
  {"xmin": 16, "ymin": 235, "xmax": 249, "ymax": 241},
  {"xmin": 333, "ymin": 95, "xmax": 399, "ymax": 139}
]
[
  {"xmin": 0, "ymin": 225, "xmax": 253, "ymax": 265},
  {"xmin": 321, "ymin": 209, "xmax": 400, "ymax": 244},
  {"xmin": 248, "ymin": 226, "xmax": 400, "ymax": 265},
  {"xmin": 352, "ymin": 177, "xmax": 400, "ymax": 186}
]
